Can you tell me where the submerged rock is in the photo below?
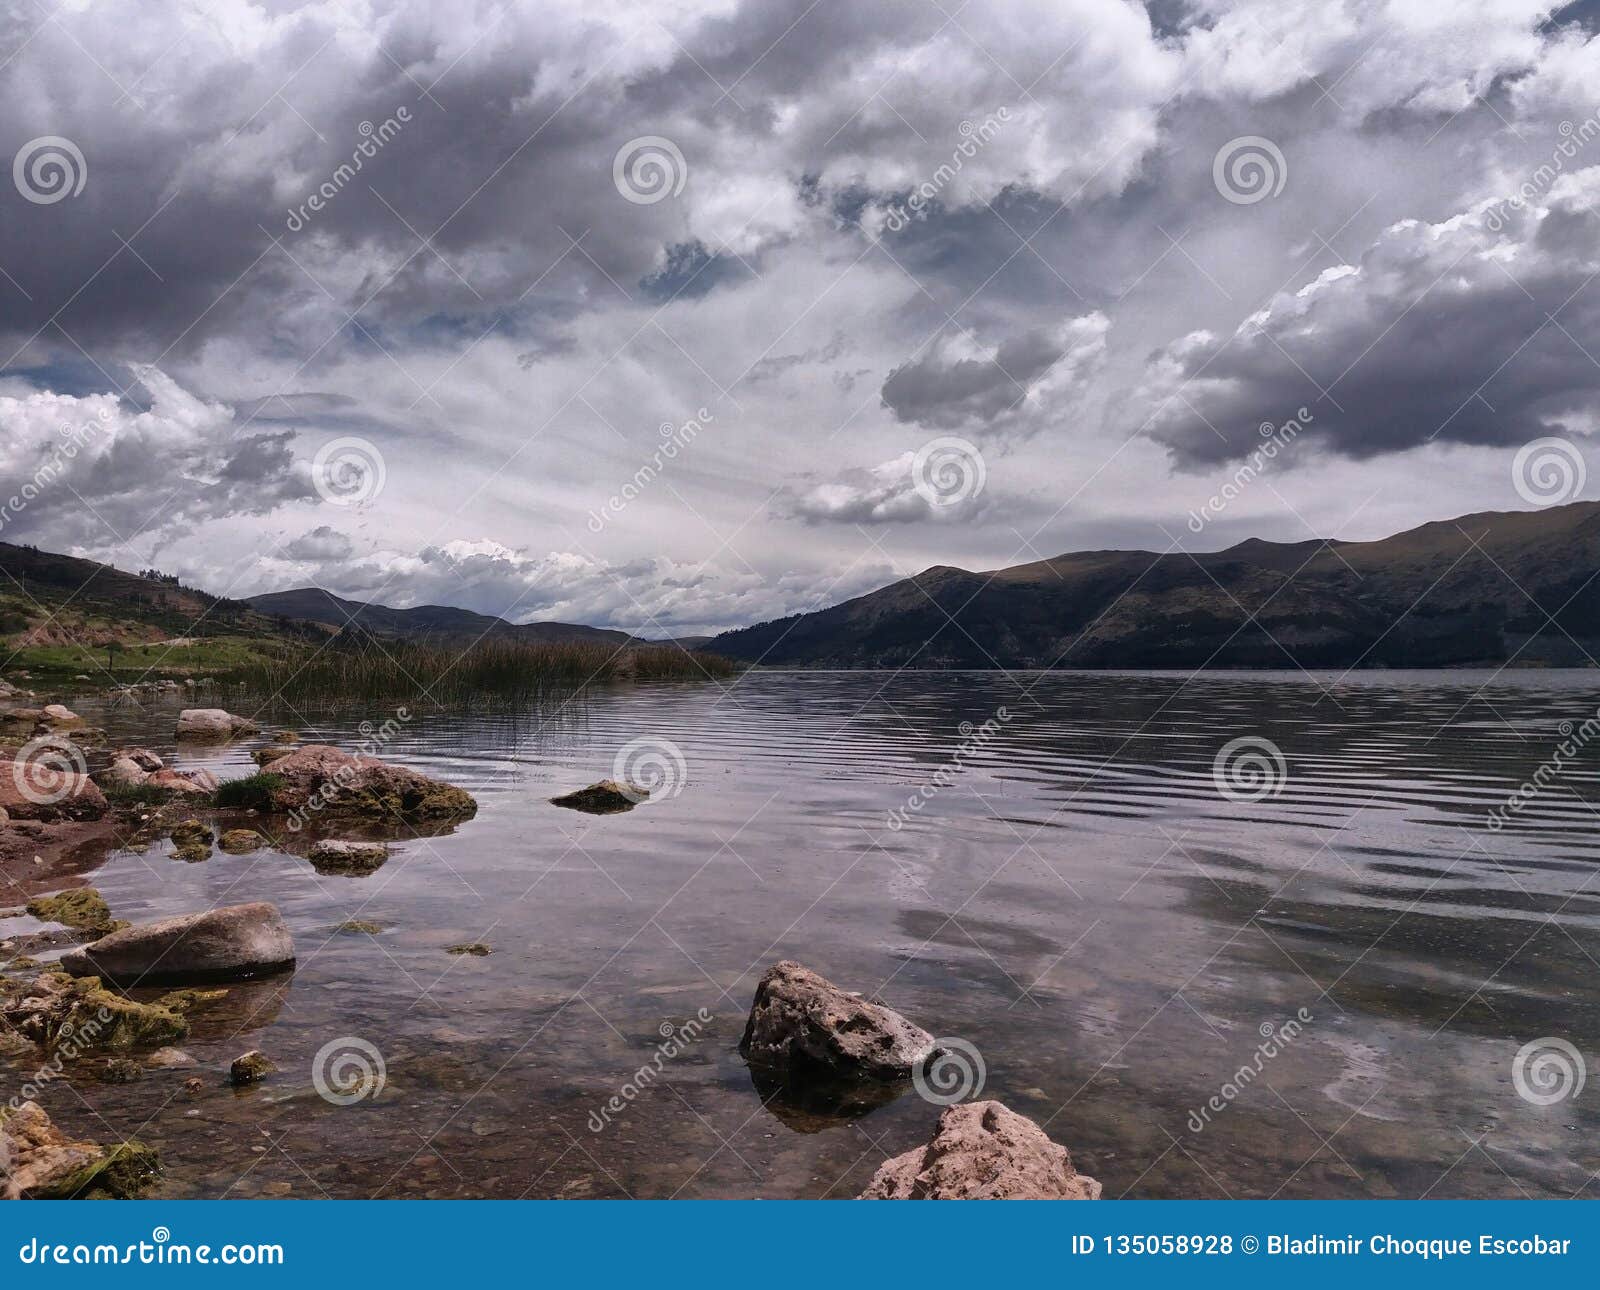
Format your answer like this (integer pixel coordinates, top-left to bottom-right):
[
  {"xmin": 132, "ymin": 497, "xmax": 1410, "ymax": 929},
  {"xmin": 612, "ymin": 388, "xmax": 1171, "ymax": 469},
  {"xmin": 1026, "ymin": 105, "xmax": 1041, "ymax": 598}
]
[
  {"xmin": 175, "ymin": 708, "xmax": 259, "ymax": 740},
  {"xmin": 0, "ymin": 1102, "xmax": 160, "ymax": 1199},
  {"xmin": 218, "ymin": 828, "xmax": 264, "ymax": 854},
  {"xmin": 739, "ymin": 960, "xmax": 936, "ymax": 1084},
  {"xmin": 59, "ymin": 902, "xmax": 295, "ymax": 986},
  {"xmin": 446, "ymin": 942, "xmax": 492, "ymax": 956},
  {"xmin": 306, "ymin": 839, "xmax": 389, "ymax": 875},
  {"xmin": 858, "ymin": 1100, "xmax": 1102, "ymax": 1200},
  {"xmin": 550, "ymin": 779, "xmax": 646, "ymax": 814},
  {"xmin": 261, "ymin": 744, "xmax": 476, "ymax": 822},
  {"xmin": 228, "ymin": 1050, "xmax": 275, "ymax": 1085},
  {"xmin": 336, "ymin": 919, "xmax": 384, "ymax": 934},
  {"xmin": 169, "ymin": 819, "xmax": 213, "ymax": 846},
  {"xmin": 0, "ymin": 972, "xmax": 188, "ymax": 1052},
  {"xmin": 147, "ymin": 1046, "xmax": 197, "ymax": 1068},
  {"xmin": 24, "ymin": 886, "xmax": 125, "ymax": 934}
]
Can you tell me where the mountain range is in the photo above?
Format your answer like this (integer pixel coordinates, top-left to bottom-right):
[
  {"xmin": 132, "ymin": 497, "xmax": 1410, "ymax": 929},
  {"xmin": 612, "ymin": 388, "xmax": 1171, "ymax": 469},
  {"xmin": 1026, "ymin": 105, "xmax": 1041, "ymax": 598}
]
[
  {"xmin": 705, "ymin": 502, "xmax": 1600, "ymax": 669},
  {"xmin": 6, "ymin": 502, "xmax": 1599, "ymax": 669}
]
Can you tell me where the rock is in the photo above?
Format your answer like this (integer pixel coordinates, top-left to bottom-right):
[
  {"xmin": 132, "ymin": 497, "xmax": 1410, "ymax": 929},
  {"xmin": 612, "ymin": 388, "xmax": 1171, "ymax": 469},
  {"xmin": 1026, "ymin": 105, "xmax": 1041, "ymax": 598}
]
[
  {"xmin": 0, "ymin": 972, "xmax": 188, "ymax": 1051},
  {"xmin": 182, "ymin": 1077, "xmax": 204, "ymax": 1095},
  {"xmin": 263, "ymin": 744, "xmax": 476, "ymax": 822},
  {"xmin": 146, "ymin": 768, "xmax": 217, "ymax": 795},
  {"xmin": 175, "ymin": 708, "xmax": 259, "ymax": 740},
  {"xmin": 157, "ymin": 987, "xmax": 228, "ymax": 1013},
  {"xmin": 40, "ymin": 704, "xmax": 81, "ymax": 725},
  {"xmin": 24, "ymin": 886, "xmax": 125, "ymax": 934},
  {"xmin": 550, "ymin": 779, "xmax": 644, "ymax": 814},
  {"xmin": 858, "ymin": 1101, "xmax": 1102, "ymax": 1200},
  {"xmin": 218, "ymin": 828, "xmax": 263, "ymax": 853},
  {"xmin": 0, "ymin": 1101, "xmax": 160, "ymax": 1199},
  {"xmin": 98, "ymin": 1058, "xmax": 143, "ymax": 1083},
  {"xmin": 147, "ymin": 1047, "xmax": 197, "ymax": 1068},
  {"xmin": 113, "ymin": 748, "xmax": 164, "ymax": 772},
  {"xmin": 306, "ymin": 839, "xmax": 389, "ymax": 875},
  {"xmin": 229, "ymin": 1050, "xmax": 275, "ymax": 1085},
  {"xmin": 58, "ymin": 902, "xmax": 295, "ymax": 986},
  {"xmin": 0, "ymin": 757, "xmax": 108, "ymax": 822},
  {"xmin": 171, "ymin": 842, "xmax": 211, "ymax": 863},
  {"xmin": 739, "ymin": 960, "xmax": 936, "ymax": 1084},
  {"xmin": 446, "ymin": 942, "xmax": 492, "ymax": 956},
  {"xmin": 336, "ymin": 919, "xmax": 384, "ymax": 934},
  {"xmin": 169, "ymin": 819, "xmax": 213, "ymax": 845},
  {"xmin": 252, "ymin": 745, "xmax": 296, "ymax": 766},
  {"xmin": 276, "ymin": 731, "xmax": 300, "ymax": 743},
  {"xmin": 98, "ymin": 756, "xmax": 151, "ymax": 788}
]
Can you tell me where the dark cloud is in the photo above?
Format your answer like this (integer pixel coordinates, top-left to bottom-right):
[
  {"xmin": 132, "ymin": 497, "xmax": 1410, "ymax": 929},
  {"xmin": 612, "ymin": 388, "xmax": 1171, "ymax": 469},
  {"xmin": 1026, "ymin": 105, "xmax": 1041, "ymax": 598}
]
[{"xmin": 1141, "ymin": 173, "xmax": 1600, "ymax": 465}]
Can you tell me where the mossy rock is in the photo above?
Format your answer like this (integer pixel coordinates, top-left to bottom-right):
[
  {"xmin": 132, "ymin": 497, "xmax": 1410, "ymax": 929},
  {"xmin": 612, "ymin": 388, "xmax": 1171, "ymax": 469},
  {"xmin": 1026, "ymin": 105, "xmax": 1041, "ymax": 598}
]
[
  {"xmin": 446, "ymin": 942, "xmax": 492, "ymax": 957},
  {"xmin": 157, "ymin": 987, "xmax": 229, "ymax": 1013},
  {"xmin": 229, "ymin": 1049, "xmax": 275, "ymax": 1085},
  {"xmin": 168, "ymin": 818, "xmax": 213, "ymax": 845},
  {"xmin": 171, "ymin": 841, "xmax": 211, "ymax": 863},
  {"xmin": 24, "ymin": 887, "xmax": 126, "ymax": 934},
  {"xmin": 336, "ymin": 920, "xmax": 384, "ymax": 934},
  {"xmin": 0, "ymin": 972, "xmax": 188, "ymax": 1052},
  {"xmin": 217, "ymin": 828, "xmax": 263, "ymax": 853}
]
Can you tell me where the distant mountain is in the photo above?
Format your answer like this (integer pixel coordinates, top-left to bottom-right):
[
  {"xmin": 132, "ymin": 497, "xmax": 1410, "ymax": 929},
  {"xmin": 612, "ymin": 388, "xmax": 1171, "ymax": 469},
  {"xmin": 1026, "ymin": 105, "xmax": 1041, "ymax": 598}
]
[
  {"xmin": 0, "ymin": 542, "xmax": 293, "ymax": 646},
  {"xmin": 245, "ymin": 587, "xmax": 638, "ymax": 646},
  {"xmin": 708, "ymin": 503, "xmax": 1600, "ymax": 669}
]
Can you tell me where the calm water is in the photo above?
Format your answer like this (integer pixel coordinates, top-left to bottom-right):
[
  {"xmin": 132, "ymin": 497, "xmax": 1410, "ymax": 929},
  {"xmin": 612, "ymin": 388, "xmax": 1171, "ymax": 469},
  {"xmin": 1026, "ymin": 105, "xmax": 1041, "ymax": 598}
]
[{"xmin": 6, "ymin": 670, "xmax": 1600, "ymax": 1199}]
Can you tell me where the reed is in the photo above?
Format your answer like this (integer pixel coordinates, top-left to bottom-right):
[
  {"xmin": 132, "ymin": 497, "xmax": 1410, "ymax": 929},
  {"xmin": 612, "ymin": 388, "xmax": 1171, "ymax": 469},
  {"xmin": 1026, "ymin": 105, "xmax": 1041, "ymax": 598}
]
[{"xmin": 230, "ymin": 635, "xmax": 737, "ymax": 706}]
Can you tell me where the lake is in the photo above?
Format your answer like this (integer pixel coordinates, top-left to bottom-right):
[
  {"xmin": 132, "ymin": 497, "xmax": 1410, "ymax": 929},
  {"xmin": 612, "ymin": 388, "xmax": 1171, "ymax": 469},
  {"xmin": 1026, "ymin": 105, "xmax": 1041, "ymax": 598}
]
[{"xmin": 5, "ymin": 669, "xmax": 1599, "ymax": 1198}]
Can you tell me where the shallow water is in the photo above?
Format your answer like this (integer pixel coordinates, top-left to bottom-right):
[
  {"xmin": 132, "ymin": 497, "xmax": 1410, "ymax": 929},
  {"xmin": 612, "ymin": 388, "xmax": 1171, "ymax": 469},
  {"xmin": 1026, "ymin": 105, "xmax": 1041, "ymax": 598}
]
[{"xmin": 5, "ymin": 669, "xmax": 1600, "ymax": 1199}]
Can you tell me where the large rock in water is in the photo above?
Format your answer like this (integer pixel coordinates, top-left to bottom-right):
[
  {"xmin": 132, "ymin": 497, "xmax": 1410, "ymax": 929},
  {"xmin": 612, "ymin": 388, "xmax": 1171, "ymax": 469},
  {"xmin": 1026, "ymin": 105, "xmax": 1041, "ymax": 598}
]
[
  {"xmin": 739, "ymin": 960, "xmax": 936, "ymax": 1083},
  {"xmin": 0, "ymin": 1102, "xmax": 159, "ymax": 1199},
  {"xmin": 263, "ymin": 744, "xmax": 476, "ymax": 823},
  {"xmin": 0, "ymin": 756, "xmax": 108, "ymax": 822},
  {"xmin": 59, "ymin": 902, "xmax": 294, "ymax": 986},
  {"xmin": 174, "ymin": 708, "xmax": 259, "ymax": 740},
  {"xmin": 858, "ymin": 1100, "xmax": 1102, "ymax": 1200}
]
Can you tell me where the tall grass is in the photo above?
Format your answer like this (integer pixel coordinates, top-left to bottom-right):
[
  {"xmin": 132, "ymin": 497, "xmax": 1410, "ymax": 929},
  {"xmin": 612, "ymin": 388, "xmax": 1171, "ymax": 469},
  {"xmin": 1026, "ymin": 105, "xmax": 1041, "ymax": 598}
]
[{"xmin": 231, "ymin": 635, "xmax": 737, "ymax": 706}]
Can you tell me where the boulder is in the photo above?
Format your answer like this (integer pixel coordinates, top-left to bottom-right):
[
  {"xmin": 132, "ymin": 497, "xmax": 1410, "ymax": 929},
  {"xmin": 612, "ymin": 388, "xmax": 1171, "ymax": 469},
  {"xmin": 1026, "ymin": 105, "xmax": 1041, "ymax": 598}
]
[
  {"xmin": 0, "ymin": 757, "xmax": 108, "ymax": 822},
  {"xmin": 113, "ymin": 748, "xmax": 164, "ymax": 772},
  {"xmin": 0, "ymin": 1102, "xmax": 160, "ymax": 1199},
  {"xmin": 252, "ymin": 744, "xmax": 296, "ymax": 766},
  {"xmin": 858, "ymin": 1100, "xmax": 1102, "ymax": 1200},
  {"xmin": 175, "ymin": 708, "xmax": 259, "ymax": 740},
  {"xmin": 218, "ymin": 828, "xmax": 263, "ymax": 854},
  {"xmin": 739, "ymin": 960, "xmax": 936, "ymax": 1083},
  {"xmin": 306, "ymin": 839, "xmax": 389, "ymax": 875},
  {"xmin": 551, "ymin": 779, "xmax": 645, "ymax": 814},
  {"xmin": 58, "ymin": 902, "xmax": 295, "ymax": 986},
  {"xmin": 262, "ymin": 744, "xmax": 476, "ymax": 822},
  {"xmin": 169, "ymin": 819, "xmax": 213, "ymax": 845},
  {"xmin": 40, "ymin": 703, "xmax": 81, "ymax": 725}
]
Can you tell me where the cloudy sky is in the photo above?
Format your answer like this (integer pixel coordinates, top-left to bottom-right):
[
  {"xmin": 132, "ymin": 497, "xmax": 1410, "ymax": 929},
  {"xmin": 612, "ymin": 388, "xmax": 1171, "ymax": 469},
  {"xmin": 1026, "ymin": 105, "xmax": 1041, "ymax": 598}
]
[{"xmin": 3, "ymin": 0, "xmax": 1600, "ymax": 635}]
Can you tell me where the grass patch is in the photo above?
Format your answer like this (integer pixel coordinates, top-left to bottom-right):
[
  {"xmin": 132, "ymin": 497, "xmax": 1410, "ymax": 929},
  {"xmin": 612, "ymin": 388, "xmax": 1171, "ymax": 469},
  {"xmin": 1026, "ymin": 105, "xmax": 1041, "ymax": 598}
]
[
  {"xmin": 100, "ymin": 780, "xmax": 177, "ymax": 807},
  {"xmin": 231, "ymin": 636, "xmax": 737, "ymax": 705},
  {"xmin": 213, "ymin": 772, "xmax": 284, "ymax": 811}
]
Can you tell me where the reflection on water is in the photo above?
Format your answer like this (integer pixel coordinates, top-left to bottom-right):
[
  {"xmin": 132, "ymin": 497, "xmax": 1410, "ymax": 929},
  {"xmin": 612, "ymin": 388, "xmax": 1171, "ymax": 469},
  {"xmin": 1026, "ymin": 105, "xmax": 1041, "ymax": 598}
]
[{"xmin": 5, "ymin": 669, "xmax": 1599, "ymax": 1198}]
